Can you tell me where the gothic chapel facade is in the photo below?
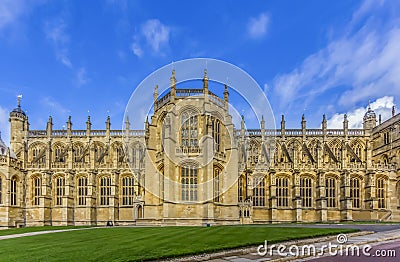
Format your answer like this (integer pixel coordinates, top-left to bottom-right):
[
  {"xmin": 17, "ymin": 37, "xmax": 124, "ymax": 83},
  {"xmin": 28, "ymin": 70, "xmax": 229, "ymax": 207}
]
[{"xmin": 0, "ymin": 70, "xmax": 399, "ymax": 228}]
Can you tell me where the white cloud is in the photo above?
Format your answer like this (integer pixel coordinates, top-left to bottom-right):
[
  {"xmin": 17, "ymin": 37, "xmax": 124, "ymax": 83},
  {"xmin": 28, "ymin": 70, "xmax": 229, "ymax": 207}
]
[
  {"xmin": 141, "ymin": 19, "xmax": 170, "ymax": 52},
  {"xmin": 131, "ymin": 42, "xmax": 143, "ymax": 57},
  {"xmin": 0, "ymin": 105, "xmax": 9, "ymax": 145},
  {"xmin": 248, "ymin": 13, "xmax": 269, "ymax": 38},
  {"xmin": 76, "ymin": 67, "xmax": 89, "ymax": 86},
  {"xmin": 0, "ymin": 0, "xmax": 43, "ymax": 31},
  {"xmin": 131, "ymin": 19, "xmax": 170, "ymax": 57},
  {"xmin": 0, "ymin": 0, "xmax": 24, "ymax": 30},
  {"xmin": 41, "ymin": 96, "xmax": 70, "ymax": 116},
  {"xmin": 327, "ymin": 96, "xmax": 394, "ymax": 128},
  {"xmin": 272, "ymin": 1, "xmax": 400, "ymax": 112},
  {"xmin": 263, "ymin": 83, "xmax": 269, "ymax": 94},
  {"xmin": 44, "ymin": 19, "xmax": 72, "ymax": 68}
]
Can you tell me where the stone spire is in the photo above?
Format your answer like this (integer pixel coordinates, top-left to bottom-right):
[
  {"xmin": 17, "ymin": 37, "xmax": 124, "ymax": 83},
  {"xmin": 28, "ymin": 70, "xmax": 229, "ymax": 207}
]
[
  {"xmin": 203, "ymin": 69, "xmax": 209, "ymax": 92},
  {"xmin": 154, "ymin": 84, "xmax": 159, "ymax": 107},
  {"xmin": 170, "ymin": 69, "xmax": 176, "ymax": 100},
  {"xmin": 322, "ymin": 114, "xmax": 327, "ymax": 136},
  {"xmin": 67, "ymin": 116, "xmax": 72, "ymax": 136},
  {"xmin": 125, "ymin": 116, "xmax": 130, "ymax": 130},
  {"xmin": 261, "ymin": 115, "xmax": 265, "ymax": 130},
  {"xmin": 301, "ymin": 114, "xmax": 306, "ymax": 137},
  {"xmin": 86, "ymin": 116, "xmax": 91, "ymax": 136},
  {"xmin": 224, "ymin": 84, "xmax": 229, "ymax": 109},
  {"xmin": 301, "ymin": 114, "xmax": 306, "ymax": 129},
  {"xmin": 280, "ymin": 115, "xmax": 286, "ymax": 132},
  {"xmin": 240, "ymin": 115, "xmax": 245, "ymax": 138},
  {"xmin": 86, "ymin": 116, "xmax": 91, "ymax": 130},
  {"xmin": 106, "ymin": 116, "xmax": 111, "ymax": 130},
  {"xmin": 46, "ymin": 116, "xmax": 53, "ymax": 137},
  {"xmin": 261, "ymin": 115, "xmax": 265, "ymax": 140}
]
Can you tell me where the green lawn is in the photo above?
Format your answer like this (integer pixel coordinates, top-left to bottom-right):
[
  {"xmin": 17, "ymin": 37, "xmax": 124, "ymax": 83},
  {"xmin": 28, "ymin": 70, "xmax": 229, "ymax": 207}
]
[
  {"xmin": 0, "ymin": 226, "xmax": 358, "ymax": 261},
  {"xmin": 0, "ymin": 226, "xmax": 91, "ymax": 236}
]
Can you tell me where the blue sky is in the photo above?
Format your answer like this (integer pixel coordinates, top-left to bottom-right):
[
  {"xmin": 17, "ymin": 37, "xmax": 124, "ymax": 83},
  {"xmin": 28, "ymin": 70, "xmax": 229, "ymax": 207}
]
[{"xmin": 0, "ymin": 0, "xmax": 399, "ymax": 144}]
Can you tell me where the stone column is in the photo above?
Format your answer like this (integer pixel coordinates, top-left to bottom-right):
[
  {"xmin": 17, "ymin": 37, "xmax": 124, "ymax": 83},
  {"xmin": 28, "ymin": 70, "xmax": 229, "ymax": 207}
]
[
  {"xmin": 293, "ymin": 171, "xmax": 302, "ymax": 222},
  {"xmin": 269, "ymin": 171, "xmax": 277, "ymax": 223},
  {"xmin": 340, "ymin": 171, "xmax": 353, "ymax": 221},
  {"xmin": 316, "ymin": 171, "xmax": 327, "ymax": 222}
]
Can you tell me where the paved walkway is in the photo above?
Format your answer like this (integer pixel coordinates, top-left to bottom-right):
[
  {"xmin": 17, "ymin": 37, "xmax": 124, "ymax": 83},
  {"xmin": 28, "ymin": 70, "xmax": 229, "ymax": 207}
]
[
  {"xmin": 195, "ymin": 229, "xmax": 400, "ymax": 261},
  {"xmin": 0, "ymin": 227, "xmax": 96, "ymax": 240}
]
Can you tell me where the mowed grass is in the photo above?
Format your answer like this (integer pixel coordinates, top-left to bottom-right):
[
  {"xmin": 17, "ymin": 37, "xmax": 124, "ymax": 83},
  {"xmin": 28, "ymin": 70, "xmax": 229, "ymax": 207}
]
[
  {"xmin": 0, "ymin": 226, "xmax": 91, "ymax": 236},
  {"xmin": 0, "ymin": 226, "xmax": 358, "ymax": 261}
]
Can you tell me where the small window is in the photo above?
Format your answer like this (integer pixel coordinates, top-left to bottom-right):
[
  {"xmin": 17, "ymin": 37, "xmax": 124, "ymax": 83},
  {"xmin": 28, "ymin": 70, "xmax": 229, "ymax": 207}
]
[
  {"xmin": 253, "ymin": 177, "xmax": 265, "ymax": 206},
  {"xmin": 55, "ymin": 176, "xmax": 65, "ymax": 206},
  {"xmin": 276, "ymin": 177, "xmax": 289, "ymax": 207},
  {"xmin": 377, "ymin": 178, "xmax": 386, "ymax": 209},
  {"xmin": 325, "ymin": 177, "xmax": 336, "ymax": 208},
  {"xmin": 300, "ymin": 177, "xmax": 312, "ymax": 207},
  {"xmin": 77, "ymin": 176, "xmax": 88, "ymax": 206},
  {"xmin": 33, "ymin": 177, "xmax": 41, "ymax": 206},
  {"xmin": 11, "ymin": 177, "xmax": 17, "ymax": 206},
  {"xmin": 350, "ymin": 177, "xmax": 361, "ymax": 208},
  {"xmin": 100, "ymin": 177, "xmax": 111, "ymax": 206},
  {"xmin": 121, "ymin": 176, "xmax": 135, "ymax": 206},
  {"xmin": 181, "ymin": 166, "xmax": 198, "ymax": 202}
]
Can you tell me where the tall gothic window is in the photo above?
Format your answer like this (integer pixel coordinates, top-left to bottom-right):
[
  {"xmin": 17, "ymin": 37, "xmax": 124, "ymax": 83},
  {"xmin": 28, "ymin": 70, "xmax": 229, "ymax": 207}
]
[
  {"xmin": 54, "ymin": 146, "xmax": 65, "ymax": 162},
  {"xmin": 122, "ymin": 176, "xmax": 135, "ymax": 206},
  {"xmin": 74, "ymin": 145, "xmax": 85, "ymax": 163},
  {"xmin": 350, "ymin": 177, "xmax": 361, "ymax": 208},
  {"xmin": 211, "ymin": 117, "xmax": 221, "ymax": 152},
  {"xmin": 32, "ymin": 146, "xmax": 46, "ymax": 164},
  {"xmin": 332, "ymin": 145, "xmax": 341, "ymax": 162},
  {"xmin": 253, "ymin": 177, "xmax": 265, "ymax": 206},
  {"xmin": 353, "ymin": 144, "xmax": 362, "ymax": 160},
  {"xmin": 100, "ymin": 176, "xmax": 111, "ymax": 206},
  {"xmin": 325, "ymin": 177, "xmax": 336, "ymax": 208},
  {"xmin": 11, "ymin": 176, "xmax": 17, "ymax": 206},
  {"xmin": 300, "ymin": 177, "xmax": 312, "ymax": 207},
  {"xmin": 383, "ymin": 131, "xmax": 390, "ymax": 145},
  {"xmin": 33, "ymin": 177, "xmax": 41, "ymax": 206},
  {"xmin": 77, "ymin": 176, "xmax": 88, "ymax": 206},
  {"xmin": 309, "ymin": 141, "xmax": 318, "ymax": 161},
  {"xmin": 116, "ymin": 146, "xmax": 125, "ymax": 163},
  {"xmin": 249, "ymin": 142, "xmax": 259, "ymax": 164},
  {"xmin": 181, "ymin": 112, "xmax": 198, "ymax": 148},
  {"xmin": 181, "ymin": 166, "xmax": 198, "ymax": 202},
  {"xmin": 276, "ymin": 177, "xmax": 289, "ymax": 207},
  {"xmin": 131, "ymin": 144, "xmax": 142, "ymax": 169},
  {"xmin": 55, "ymin": 176, "xmax": 65, "ymax": 206},
  {"xmin": 213, "ymin": 168, "xmax": 221, "ymax": 202},
  {"xmin": 377, "ymin": 177, "xmax": 386, "ymax": 209},
  {"xmin": 94, "ymin": 145, "xmax": 105, "ymax": 164}
]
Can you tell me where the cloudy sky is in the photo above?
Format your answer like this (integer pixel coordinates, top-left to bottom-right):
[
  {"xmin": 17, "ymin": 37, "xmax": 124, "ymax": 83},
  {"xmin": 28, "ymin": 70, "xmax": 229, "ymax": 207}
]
[{"xmin": 0, "ymin": 0, "xmax": 399, "ymax": 144}]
